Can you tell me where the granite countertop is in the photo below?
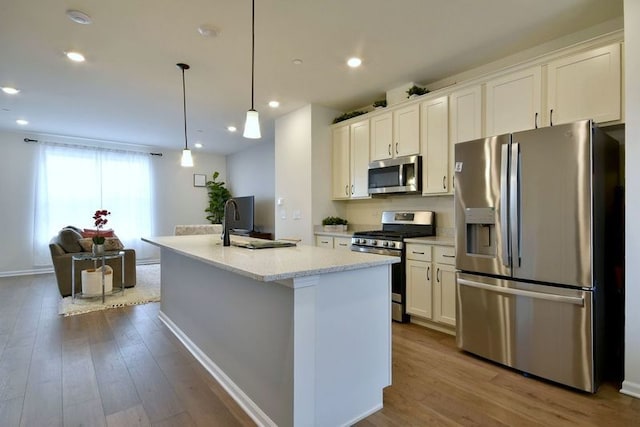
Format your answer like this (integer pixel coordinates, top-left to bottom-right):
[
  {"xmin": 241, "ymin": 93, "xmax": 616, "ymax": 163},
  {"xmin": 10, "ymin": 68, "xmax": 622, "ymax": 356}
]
[
  {"xmin": 314, "ymin": 230, "xmax": 354, "ymax": 238},
  {"xmin": 141, "ymin": 234, "xmax": 398, "ymax": 283},
  {"xmin": 403, "ymin": 236, "xmax": 455, "ymax": 246}
]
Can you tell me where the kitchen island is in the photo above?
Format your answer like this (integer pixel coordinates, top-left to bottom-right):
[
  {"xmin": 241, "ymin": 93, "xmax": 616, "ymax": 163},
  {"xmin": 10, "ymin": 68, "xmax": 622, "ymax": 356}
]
[{"xmin": 141, "ymin": 234, "xmax": 398, "ymax": 427}]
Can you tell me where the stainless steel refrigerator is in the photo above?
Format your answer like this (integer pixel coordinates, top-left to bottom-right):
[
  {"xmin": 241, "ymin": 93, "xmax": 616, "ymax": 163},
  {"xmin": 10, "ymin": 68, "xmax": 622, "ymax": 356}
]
[{"xmin": 454, "ymin": 120, "xmax": 619, "ymax": 392}]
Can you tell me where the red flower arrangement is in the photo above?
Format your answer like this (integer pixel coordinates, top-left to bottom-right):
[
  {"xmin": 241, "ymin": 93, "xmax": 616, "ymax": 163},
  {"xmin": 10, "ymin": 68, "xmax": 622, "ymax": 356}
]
[{"xmin": 92, "ymin": 209, "xmax": 111, "ymax": 244}]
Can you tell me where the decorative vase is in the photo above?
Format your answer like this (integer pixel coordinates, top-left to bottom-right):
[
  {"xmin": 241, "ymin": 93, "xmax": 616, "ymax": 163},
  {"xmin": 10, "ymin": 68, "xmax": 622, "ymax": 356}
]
[{"xmin": 92, "ymin": 243, "xmax": 105, "ymax": 256}]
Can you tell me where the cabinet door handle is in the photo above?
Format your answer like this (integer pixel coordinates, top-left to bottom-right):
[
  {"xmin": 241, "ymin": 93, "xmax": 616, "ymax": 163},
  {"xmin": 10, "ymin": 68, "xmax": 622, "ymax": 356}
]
[
  {"xmin": 395, "ymin": 143, "xmax": 399, "ymax": 155},
  {"xmin": 437, "ymin": 267, "xmax": 441, "ymax": 282},
  {"xmin": 550, "ymin": 109, "xmax": 554, "ymax": 126},
  {"xmin": 535, "ymin": 112, "xmax": 539, "ymax": 129},
  {"xmin": 442, "ymin": 176, "xmax": 446, "ymax": 190},
  {"xmin": 427, "ymin": 266, "xmax": 430, "ymax": 281},
  {"xmin": 345, "ymin": 185, "xmax": 349, "ymax": 196},
  {"xmin": 351, "ymin": 184, "xmax": 354, "ymax": 195},
  {"xmin": 388, "ymin": 144, "xmax": 391, "ymax": 156}
]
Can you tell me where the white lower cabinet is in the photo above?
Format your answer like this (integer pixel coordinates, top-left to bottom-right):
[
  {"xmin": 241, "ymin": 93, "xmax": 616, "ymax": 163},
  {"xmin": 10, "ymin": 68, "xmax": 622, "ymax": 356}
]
[
  {"xmin": 406, "ymin": 243, "xmax": 457, "ymax": 333},
  {"xmin": 315, "ymin": 235, "xmax": 352, "ymax": 250}
]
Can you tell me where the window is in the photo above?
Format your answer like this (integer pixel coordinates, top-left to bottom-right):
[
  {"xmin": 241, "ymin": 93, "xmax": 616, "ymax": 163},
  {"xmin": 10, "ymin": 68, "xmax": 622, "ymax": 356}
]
[{"xmin": 33, "ymin": 142, "xmax": 153, "ymax": 265}]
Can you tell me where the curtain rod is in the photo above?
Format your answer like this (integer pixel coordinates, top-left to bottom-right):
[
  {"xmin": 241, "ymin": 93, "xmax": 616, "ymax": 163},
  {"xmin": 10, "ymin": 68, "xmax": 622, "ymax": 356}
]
[{"xmin": 23, "ymin": 138, "xmax": 163, "ymax": 157}]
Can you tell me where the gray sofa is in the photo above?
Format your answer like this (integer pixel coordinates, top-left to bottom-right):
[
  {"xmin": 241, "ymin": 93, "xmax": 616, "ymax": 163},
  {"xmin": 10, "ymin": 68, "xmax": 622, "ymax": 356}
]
[{"xmin": 49, "ymin": 226, "xmax": 136, "ymax": 297}]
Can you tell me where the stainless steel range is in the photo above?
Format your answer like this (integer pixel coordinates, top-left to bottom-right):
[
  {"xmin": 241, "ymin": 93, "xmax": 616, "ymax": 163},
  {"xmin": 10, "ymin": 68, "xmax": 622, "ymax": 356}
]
[{"xmin": 351, "ymin": 211, "xmax": 435, "ymax": 322}]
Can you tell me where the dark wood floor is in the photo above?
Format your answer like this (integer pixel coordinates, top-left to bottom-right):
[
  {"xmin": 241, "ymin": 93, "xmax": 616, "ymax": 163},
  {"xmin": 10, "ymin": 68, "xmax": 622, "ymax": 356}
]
[{"xmin": 1, "ymin": 273, "xmax": 639, "ymax": 427}]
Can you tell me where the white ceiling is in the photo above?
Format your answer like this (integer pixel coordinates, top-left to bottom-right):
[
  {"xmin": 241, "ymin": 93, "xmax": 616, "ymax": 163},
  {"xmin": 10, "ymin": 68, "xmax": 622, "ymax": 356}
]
[{"xmin": 0, "ymin": 0, "xmax": 623, "ymax": 155}]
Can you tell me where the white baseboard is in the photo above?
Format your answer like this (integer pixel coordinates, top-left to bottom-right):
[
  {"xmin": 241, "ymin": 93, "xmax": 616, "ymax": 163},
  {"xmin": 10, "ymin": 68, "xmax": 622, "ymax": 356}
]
[
  {"xmin": 620, "ymin": 380, "xmax": 640, "ymax": 399},
  {"xmin": 157, "ymin": 311, "xmax": 276, "ymax": 427},
  {"xmin": 342, "ymin": 402, "xmax": 383, "ymax": 427},
  {"xmin": 0, "ymin": 267, "xmax": 53, "ymax": 277}
]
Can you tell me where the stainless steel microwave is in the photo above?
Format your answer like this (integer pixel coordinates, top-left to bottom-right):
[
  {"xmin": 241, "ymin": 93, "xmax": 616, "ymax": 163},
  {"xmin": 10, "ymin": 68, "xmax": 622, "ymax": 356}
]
[{"xmin": 368, "ymin": 155, "xmax": 422, "ymax": 195}]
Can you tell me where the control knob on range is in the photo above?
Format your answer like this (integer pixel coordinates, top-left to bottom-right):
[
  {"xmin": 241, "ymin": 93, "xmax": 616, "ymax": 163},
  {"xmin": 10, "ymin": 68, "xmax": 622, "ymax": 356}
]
[
  {"xmin": 371, "ymin": 240, "xmax": 378, "ymax": 246},
  {"xmin": 382, "ymin": 241, "xmax": 389, "ymax": 247},
  {"xmin": 388, "ymin": 242, "xmax": 396, "ymax": 248}
]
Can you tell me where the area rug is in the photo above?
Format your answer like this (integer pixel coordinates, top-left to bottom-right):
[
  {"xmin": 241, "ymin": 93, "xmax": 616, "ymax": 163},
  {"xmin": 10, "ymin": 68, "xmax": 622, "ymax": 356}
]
[{"xmin": 58, "ymin": 263, "xmax": 161, "ymax": 316}]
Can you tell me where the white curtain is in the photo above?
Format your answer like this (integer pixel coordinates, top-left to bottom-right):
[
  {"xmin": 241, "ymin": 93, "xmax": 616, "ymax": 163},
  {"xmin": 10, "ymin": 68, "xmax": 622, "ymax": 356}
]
[{"xmin": 33, "ymin": 143, "xmax": 153, "ymax": 265}]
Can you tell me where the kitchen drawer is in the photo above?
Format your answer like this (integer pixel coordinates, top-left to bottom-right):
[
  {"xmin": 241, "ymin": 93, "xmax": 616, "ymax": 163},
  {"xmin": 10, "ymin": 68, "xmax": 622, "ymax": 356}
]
[
  {"xmin": 334, "ymin": 237, "xmax": 352, "ymax": 251},
  {"xmin": 315, "ymin": 236, "xmax": 334, "ymax": 248},
  {"xmin": 406, "ymin": 244, "xmax": 432, "ymax": 262},
  {"xmin": 434, "ymin": 246, "xmax": 456, "ymax": 265}
]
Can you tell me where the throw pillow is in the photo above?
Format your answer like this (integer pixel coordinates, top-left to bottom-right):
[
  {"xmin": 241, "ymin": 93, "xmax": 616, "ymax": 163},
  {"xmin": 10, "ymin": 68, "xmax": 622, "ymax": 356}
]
[
  {"xmin": 58, "ymin": 228, "xmax": 83, "ymax": 253},
  {"xmin": 104, "ymin": 237, "xmax": 125, "ymax": 251},
  {"xmin": 78, "ymin": 238, "xmax": 93, "ymax": 252},
  {"xmin": 78, "ymin": 237, "xmax": 125, "ymax": 252},
  {"xmin": 81, "ymin": 228, "xmax": 115, "ymax": 238}
]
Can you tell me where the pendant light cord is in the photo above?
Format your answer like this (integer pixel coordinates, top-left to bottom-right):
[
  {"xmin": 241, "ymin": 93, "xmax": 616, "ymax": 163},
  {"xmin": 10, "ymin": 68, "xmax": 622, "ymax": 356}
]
[
  {"xmin": 181, "ymin": 66, "xmax": 188, "ymax": 150},
  {"xmin": 250, "ymin": 0, "xmax": 255, "ymax": 111}
]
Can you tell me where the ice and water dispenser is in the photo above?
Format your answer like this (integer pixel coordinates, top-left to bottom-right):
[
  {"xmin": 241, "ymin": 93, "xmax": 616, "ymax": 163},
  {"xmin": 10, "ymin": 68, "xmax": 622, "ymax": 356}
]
[{"xmin": 464, "ymin": 207, "xmax": 497, "ymax": 257}]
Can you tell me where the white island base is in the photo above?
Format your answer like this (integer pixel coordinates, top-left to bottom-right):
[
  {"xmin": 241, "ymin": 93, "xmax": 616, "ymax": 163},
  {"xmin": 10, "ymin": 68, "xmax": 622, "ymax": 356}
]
[{"xmin": 153, "ymin": 242, "xmax": 393, "ymax": 427}]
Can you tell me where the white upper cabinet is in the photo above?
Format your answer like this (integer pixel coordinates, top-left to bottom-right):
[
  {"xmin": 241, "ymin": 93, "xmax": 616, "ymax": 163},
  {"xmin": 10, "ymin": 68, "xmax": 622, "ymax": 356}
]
[
  {"xmin": 332, "ymin": 119, "xmax": 370, "ymax": 200},
  {"xmin": 449, "ymin": 85, "xmax": 483, "ymax": 144},
  {"xmin": 546, "ymin": 43, "xmax": 621, "ymax": 126},
  {"xmin": 350, "ymin": 119, "xmax": 370, "ymax": 198},
  {"xmin": 332, "ymin": 125, "xmax": 351, "ymax": 200},
  {"xmin": 421, "ymin": 96, "xmax": 449, "ymax": 195},
  {"xmin": 393, "ymin": 104, "xmax": 420, "ymax": 158},
  {"xmin": 485, "ymin": 66, "xmax": 542, "ymax": 135},
  {"xmin": 370, "ymin": 105, "xmax": 420, "ymax": 161},
  {"xmin": 370, "ymin": 112, "xmax": 393, "ymax": 161}
]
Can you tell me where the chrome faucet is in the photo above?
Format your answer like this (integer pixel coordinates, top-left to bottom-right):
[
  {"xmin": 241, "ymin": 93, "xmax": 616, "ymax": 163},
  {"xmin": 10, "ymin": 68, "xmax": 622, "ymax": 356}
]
[{"xmin": 222, "ymin": 199, "xmax": 239, "ymax": 247}]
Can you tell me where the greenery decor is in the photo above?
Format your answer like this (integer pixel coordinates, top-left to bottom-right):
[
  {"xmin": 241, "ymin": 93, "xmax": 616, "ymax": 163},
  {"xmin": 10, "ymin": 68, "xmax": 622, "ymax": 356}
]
[
  {"xmin": 373, "ymin": 99, "xmax": 387, "ymax": 108},
  {"xmin": 91, "ymin": 209, "xmax": 111, "ymax": 244},
  {"xmin": 332, "ymin": 111, "xmax": 366, "ymax": 124},
  {"xmin": 322, "ymin": 216, "xmax": 348, "ymax": 226},
  {"xmin": 205, "ymin": 171, "xmax": 232, "ymax": 224},
  {"xmin": 406, "ymin": 84, "xmax": 429, "ymax": 97}
]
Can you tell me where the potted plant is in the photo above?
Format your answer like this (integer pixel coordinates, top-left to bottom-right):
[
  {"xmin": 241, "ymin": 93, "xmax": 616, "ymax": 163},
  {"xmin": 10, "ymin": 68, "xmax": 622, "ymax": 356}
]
[
  {"xmin": 332, "ymin": 111, "xmax": 366, "ymax": 124},
  {"xmin": 322, "ymin": 216, "xmax": 348, "ymax": 232},
  {"xmin": 205, "ymin": 171, "xmax": 232, "ymax": 223},
  {"xmin": 91, "ymin": 209, "xmax": 111, "ymax": 255},
  {"xmin": 373, "ymin": 99, "xmax": 387, "ymax": 109},
  {"xmin": 406, "ymin": 84, "xmax": 429, "ymax": 98}
]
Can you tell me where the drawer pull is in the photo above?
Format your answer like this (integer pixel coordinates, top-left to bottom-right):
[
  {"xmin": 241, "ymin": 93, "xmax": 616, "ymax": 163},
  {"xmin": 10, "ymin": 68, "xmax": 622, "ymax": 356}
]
[
  {"xmin": 412, "ymin": 251, "xmax": 425, "ymax": 255},
  {"xmin": 442, "ymin": 254, "xmax": 455, "ymax": 258},
  {"xmin": 338, "ymin": 243, "xmax": 347, "ymax": 246}
]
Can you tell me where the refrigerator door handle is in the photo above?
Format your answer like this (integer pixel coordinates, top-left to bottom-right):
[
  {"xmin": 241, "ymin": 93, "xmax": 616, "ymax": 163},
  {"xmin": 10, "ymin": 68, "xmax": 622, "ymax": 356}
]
[
  {"xmin": 510, "ymin": 142, "xmax": 521, "ymax": 267},
  {"xmin": 458, "ymin": 278, "xmax": 584, "ymax": 306},
  {"xmin": 500, "ymin": 144, "xmax": 510, "ymax": 267}
]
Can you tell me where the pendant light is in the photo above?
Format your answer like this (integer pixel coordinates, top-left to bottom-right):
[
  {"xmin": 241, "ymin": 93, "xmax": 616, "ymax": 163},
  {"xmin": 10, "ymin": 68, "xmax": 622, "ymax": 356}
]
[
  {"xmin": 177, "ymin": 62, "xmax": 194, "ymax": 167},
  {"xmin": 243, "ymin": 0, "xmax": 261, "ymax": 139}
]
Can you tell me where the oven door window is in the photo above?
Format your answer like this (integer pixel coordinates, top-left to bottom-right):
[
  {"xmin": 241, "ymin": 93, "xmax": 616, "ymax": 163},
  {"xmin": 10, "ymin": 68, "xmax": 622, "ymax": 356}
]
[{"xmin": 369, "ymin": 165, "xmax": 400, "ymax": 189}]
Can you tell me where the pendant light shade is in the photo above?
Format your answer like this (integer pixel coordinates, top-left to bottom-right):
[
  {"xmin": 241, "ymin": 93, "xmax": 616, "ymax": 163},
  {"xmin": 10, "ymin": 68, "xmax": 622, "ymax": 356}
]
[
  {"xmin": 243, "ymin": 0, "xmax": 261, "ymax": 139},
  {"xmin": 243, "ymin": 109, "xmax": 261, "ymax": 139},
  {"xmin": 177, "ymin": 62, "xmax": 193, "ymax": 167}
]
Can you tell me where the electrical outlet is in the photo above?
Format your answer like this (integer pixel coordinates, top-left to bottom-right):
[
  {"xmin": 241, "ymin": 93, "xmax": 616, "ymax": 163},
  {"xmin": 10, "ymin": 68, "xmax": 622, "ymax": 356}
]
[
  {"xmin": 280, "ymin": 209, "xmax": 287, "ymax": 220},
  {"xmin": 293, "ymin": 209, "xmax": 301, "ymax": 220}
]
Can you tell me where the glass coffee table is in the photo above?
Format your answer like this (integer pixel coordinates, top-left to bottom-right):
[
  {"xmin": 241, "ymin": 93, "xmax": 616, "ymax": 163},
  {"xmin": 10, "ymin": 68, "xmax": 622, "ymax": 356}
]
[{"xmin": 71, "ymin": 251, "xmax": 125, "ymax": 303}]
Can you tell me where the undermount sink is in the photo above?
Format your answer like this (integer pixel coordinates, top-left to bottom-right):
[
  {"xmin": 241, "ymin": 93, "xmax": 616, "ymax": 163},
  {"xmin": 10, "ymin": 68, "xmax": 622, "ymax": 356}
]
[{"xmin": 231, "ymin": 240, "xmax": 297, "ymax": 249}]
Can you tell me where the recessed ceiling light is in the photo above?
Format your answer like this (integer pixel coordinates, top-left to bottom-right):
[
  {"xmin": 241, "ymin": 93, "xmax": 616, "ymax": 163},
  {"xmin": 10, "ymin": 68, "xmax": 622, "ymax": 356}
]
[
  {"xmin": 347, "ymin": 57, "xmax": 362, "ymax": 68},
  {"xmin": 66, "ymin": 9, "xmax": 92, "ymax": 25},
  {"xmin": 194, "ymin": 142, "xmax": 203, "ymax": 148},
  {"xmin": 65, "ymin": 51, "xmax": 86, "ymax": 62},
  {"xmin": 197, "ymin": 25, "xmax": 220, "ymax": 38},
  {"xmin": 268, "ymin": 100, "xmax": 280, "ymax": 108},
  {"xmin": 227, "ymin": 126, "xmax": 237, "ymax": 132},
  {"xmin": 1, "ymin": 87, "xmax": 20, "ymax": 95},
  {"xmin": 16, "ymin": 119, "xmax": 28, "ymax": 125},
  {"xmin": 292, "ymin": 59, "xmax": 303, "ymax": 65}
]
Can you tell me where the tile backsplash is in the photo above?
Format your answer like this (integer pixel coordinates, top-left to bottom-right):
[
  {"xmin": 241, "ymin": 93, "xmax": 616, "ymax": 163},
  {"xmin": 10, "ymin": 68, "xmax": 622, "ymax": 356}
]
[{"xmin": 344, "ymin": 194, "xmax": 454, "ymax": 236}]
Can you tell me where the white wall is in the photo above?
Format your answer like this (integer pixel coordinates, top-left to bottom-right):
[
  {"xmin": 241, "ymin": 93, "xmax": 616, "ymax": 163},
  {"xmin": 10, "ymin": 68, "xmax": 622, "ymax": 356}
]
[
  {"xmin": 226, "ymin": 141, "xmax": 276, "ymax": 235},
  {"xmin": 622, "ymin": 0, "xmax": 640, "ymax": 398},
  {"xmin": 0, "ymin": 129, "xmax": 226, "ymax": 275},
  {"xmin": 274, "ymin": 104, "xmax": 342, "ymax": 244}
]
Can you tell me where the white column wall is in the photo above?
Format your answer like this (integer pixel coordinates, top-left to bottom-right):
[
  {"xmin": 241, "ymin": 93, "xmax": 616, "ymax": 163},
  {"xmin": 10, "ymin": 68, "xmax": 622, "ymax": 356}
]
[{"xmin": 622, "ymin": 0, "xmax": 640, "ymax": 398}]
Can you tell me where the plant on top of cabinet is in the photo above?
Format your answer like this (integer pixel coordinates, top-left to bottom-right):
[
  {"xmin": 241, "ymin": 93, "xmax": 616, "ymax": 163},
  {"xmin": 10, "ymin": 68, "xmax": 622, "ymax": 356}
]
[
  {"xmin": 332, "ymin": 111, "xmax": 366, "ymax": 124},
  {"xmin": 373, "ymin": 99, "xmax": 387, "ymax": 109},
  {"xmin": 406, "ymin": 84, "xmax": 429, "ymax": 98},
  {"xmin": 322, "ymin": 216, "xmax": 348, "ymax": 231},
  {"xmin": 205, "ymin": 171, "xmax": 232, "ymax": 224}
]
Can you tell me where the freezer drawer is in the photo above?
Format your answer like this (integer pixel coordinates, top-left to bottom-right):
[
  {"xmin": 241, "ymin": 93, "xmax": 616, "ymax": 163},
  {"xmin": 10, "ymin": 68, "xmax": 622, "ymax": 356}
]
[{"xmin": 456, "ymin": 272, "xmax": 596, "ymax": 392}]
